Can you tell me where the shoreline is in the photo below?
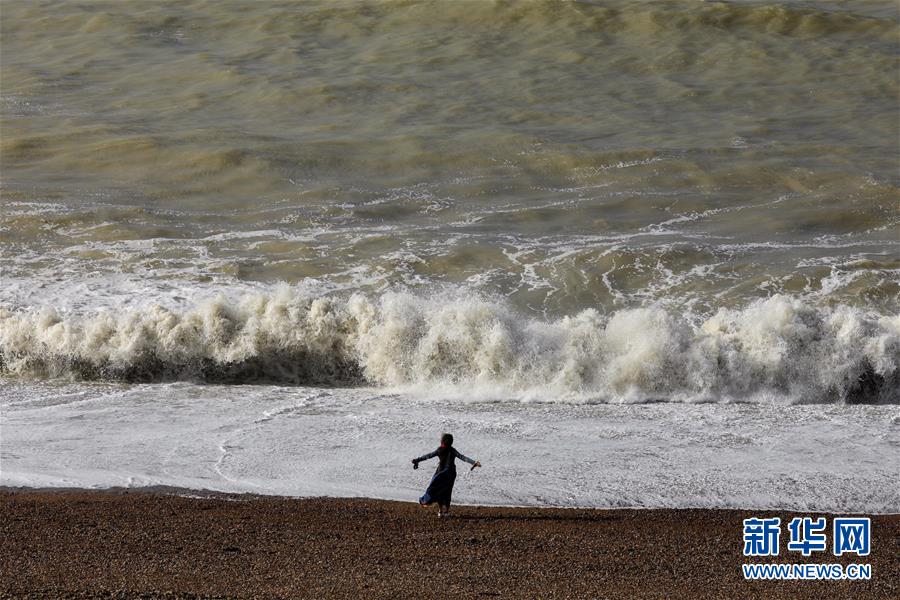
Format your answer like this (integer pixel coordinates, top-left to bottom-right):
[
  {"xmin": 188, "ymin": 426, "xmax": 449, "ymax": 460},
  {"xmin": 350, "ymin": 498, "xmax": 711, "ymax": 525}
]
[
  {"xmin": 2, "ymin": 489, "xmax": 897, "ymax": 599},
  {"xmin": 3, "ymin": 485, "xmax": 899, "ymax": 516},
  {"xmin": 5, "ymin": 389, "xmax": 895, "ymax": 515}
]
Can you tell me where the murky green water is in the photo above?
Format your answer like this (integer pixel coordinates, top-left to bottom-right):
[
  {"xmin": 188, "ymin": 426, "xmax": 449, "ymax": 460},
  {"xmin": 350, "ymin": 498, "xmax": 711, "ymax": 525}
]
[
  {"xmin": 1, "ymin": 1, "xmax": 898, "ymax": 398},
  {"xmin": 3, "ymin": 0, "xmax": 897, "ymax": 316}
]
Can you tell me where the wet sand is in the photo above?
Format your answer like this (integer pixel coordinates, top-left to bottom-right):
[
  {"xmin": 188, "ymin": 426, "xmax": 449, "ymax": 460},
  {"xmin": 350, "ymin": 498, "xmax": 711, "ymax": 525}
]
[{"xmin": 1, "ymin": 489, "xmax": 897, "ymax": 599}]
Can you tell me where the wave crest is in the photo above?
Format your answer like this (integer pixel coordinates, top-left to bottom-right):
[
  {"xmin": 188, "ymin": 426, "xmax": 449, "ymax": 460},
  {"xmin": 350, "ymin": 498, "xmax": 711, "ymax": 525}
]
[{"xmin": 1, "ymin": 290, "xmax": 897, "ymax": 403}]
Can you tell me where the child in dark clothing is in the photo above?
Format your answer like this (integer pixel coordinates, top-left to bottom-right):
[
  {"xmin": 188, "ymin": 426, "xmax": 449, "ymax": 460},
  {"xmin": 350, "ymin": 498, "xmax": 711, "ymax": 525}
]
[{"xmin": 412, "ymin": 433, "xmax": 481, "ymax": 518}]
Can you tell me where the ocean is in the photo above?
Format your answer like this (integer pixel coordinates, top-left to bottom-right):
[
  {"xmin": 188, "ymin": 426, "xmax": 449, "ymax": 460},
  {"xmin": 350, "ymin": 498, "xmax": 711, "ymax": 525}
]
[{"xmin": 1, "ymin": 0, "xmax": 898, "ymax": 511}]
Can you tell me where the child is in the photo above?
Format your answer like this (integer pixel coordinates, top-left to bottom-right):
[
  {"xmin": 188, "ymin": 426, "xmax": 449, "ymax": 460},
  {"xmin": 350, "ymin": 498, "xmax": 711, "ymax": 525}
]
[{"xmin": 412, "ymin": 433, "xmax": 481, "ymax": 518}]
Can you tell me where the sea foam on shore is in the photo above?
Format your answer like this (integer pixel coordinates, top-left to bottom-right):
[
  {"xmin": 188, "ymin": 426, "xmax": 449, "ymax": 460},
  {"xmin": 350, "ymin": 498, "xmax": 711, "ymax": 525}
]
[{"xmin": 2, "ymin": 381, "xmax": 898, "ymax": 513}]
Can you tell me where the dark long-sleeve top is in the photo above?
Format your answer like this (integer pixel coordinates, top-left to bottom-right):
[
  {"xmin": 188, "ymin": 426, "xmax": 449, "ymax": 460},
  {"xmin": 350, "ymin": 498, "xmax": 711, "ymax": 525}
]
[{"xmin": 414, "ymin": 447, "xmax": 476, "ymax": 471}]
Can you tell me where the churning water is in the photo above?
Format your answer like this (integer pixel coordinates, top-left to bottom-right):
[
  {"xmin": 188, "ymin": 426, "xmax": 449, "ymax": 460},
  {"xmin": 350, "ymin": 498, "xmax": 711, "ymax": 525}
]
[{"xmin": 1, "ymin": 1, "xmax": 898, "ymax": 508}]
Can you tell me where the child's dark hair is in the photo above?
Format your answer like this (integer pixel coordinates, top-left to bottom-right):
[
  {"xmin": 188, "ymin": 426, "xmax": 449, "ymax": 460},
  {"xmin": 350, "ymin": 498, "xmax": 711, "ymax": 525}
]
[{"xmin": 438, "ymin": 433, "xmax": 453, "ymax": 467}]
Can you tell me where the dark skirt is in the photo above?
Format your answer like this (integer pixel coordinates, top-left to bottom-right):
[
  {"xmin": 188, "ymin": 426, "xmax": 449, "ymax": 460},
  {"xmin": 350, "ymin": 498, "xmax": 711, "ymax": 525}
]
[{"xmin": 419, "ymin": 466, "xmax": 457, "ymax": 506}]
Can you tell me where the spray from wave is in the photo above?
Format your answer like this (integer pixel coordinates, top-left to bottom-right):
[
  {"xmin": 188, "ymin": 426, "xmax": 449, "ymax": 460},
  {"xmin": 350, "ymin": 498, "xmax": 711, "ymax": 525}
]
[{"xmin": 1, "ymin": 289, "xmax": 897, "ymax": 404}]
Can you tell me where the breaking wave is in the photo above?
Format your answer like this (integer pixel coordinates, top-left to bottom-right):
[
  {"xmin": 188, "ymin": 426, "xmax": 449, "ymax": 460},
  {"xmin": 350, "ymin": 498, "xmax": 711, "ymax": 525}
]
[{"xmin": 1, "ymin": 289, "xmax": 897, "ymax": 404}]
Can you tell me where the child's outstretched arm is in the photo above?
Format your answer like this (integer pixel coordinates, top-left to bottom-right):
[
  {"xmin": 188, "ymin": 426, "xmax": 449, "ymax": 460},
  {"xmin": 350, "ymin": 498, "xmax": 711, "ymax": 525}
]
[
  {"xmin": 454, "ymin": 449, "xmax": 481, "ymax": 468},
  {"xmin": 411, "ymin": 449, "xmax": 438, "ymax": 469}
]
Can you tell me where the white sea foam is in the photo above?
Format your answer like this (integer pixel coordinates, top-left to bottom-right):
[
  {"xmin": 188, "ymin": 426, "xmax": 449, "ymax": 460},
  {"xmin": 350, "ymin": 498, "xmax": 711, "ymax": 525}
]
[
  {"xmin": 2, "ymin": 289, "xmax": 896, "ymax": 403},
  {"xmin": 2, "ymin": 381, "xmax": 897, "ymax": 512}
]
